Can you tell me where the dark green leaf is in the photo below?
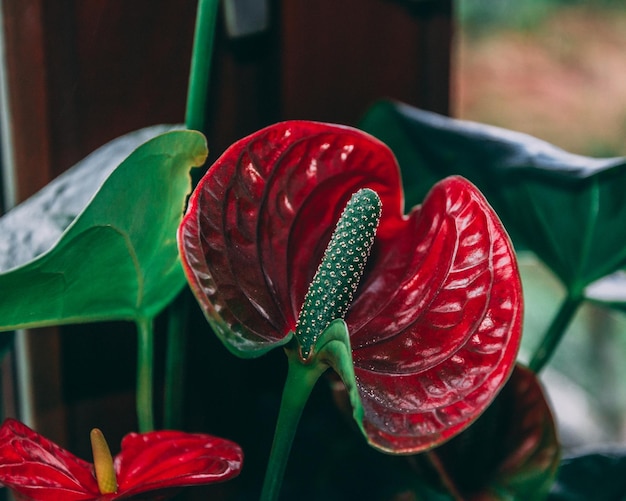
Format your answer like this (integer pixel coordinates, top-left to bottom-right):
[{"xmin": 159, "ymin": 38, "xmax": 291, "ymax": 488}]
[
  {"xmin": 549, "ymin": 449, "xmax": 626, "ymax": 501},
  {"xmin": 0, "ymin": 129, "xmax": 207, "ymax": 331},
  {"xmin": 359, "ymin": 100, "xmax": 626, "ymax": 293}
]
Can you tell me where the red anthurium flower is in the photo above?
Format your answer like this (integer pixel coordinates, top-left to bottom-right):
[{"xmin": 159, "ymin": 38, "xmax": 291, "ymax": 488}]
[
  {"xmin": 178, "ymin": 121, "xmax": 523, "ymax": 453},
  {"xmin": 0, "ymin": 418, "xmax": 243, "ymax": 501}
]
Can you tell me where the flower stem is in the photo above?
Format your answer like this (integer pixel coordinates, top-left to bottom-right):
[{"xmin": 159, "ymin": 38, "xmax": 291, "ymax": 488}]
[
  {"xmin": 185, "ymin": 0, "xmax": 219, "ymax": 133},
  {"xmin": 164, "ymin": 292, "xmax": 189, "ymax": 429},
  {"xmin": 260, "ymin": 350, "xmax": 328, "ymax": 501},
  {"xmin": 529, "ymin": 294, "xmax": 583, "ymax": 373},
  {"xmin": 136, "ymin": 317, "xmax": 155, "ymax": 432}
]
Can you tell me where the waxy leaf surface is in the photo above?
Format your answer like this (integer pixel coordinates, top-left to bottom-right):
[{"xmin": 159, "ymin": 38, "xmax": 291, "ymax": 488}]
[
  {"xmin": 0, "ymin": 126, "xmax": 177, "ymax": 272},
  {"xmin": 0, "ymin": 128, "xmax": 207, "ymax": 331},
  {"xmin": 0, "ymin": 418, "xmax": 242, "ymax": 501},
  {"xmin": 179, "ymin": 121, "xmax": 523, "ymax": 453},
  {"xmin": 360, "ymin": 100, "xmax": 626, "ymax": 293},
  {"xmin": 549, "ymin": 448, "xmax": 626, "ymax": 500}
]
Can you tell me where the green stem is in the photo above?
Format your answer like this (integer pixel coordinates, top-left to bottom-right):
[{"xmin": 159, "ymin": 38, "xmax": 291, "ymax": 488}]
[
  {"xmin": 164, "ymin": 292, "xmax": 189, "ymax": 429},
  {"xmin": 185, "ymin": 0, "xmax": 219, "ymax": 133},
  {"xmin": 529, "ymin": 294, "xmax": 583, "ymax": 373},
  {"xmin": 260, "ymin": 350, "xmax": 328, "ymax": 501},
  {"xmin": 136, "ymin": 317, "xmax": 155, "ymax": 432}
]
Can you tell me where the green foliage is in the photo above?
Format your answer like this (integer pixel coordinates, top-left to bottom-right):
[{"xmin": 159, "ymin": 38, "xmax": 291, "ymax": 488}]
[
  {"xmin": 360, "ymin": 100, "xmax": 626, "ymax": 295},
  {"xmin": 549, "ymin": 450, "xmax": 626, "ymax": 500},
  {"xmin": 0, "ymin": 131, "xmax": 207, "ymax": 331},
  {"xmin": 458, "ymin": 0, "xmax": 555, "ymax": 34},
  {"xmin": 458, "ymin": 0, "xmax": 623, "ymax": 35}
]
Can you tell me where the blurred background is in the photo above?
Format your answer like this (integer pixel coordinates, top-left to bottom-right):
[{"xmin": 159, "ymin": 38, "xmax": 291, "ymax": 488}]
[
  {"xmin": 456, "ymin": 0, "xmax": 626, "ymax": 156},
  {"xmin": 1, "ymin": 0, "xmax": 626, "ymax": 498},
  {"xmin": 455, "ymin": 0, "xmax": 626, "ymax": 450}
]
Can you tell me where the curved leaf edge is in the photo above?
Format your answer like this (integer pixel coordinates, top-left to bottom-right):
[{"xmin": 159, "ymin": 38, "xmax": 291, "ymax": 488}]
[
  {"xmin": 360, "ymin": 100, "xmax": 626, "ymax": 291},
  {"xmin": 361, "ymin": 100, "xmax": 626, "ymax": 183},
  {"xmin": 0, "ymin": 130, "xmax": 207, "ymax": 332}
]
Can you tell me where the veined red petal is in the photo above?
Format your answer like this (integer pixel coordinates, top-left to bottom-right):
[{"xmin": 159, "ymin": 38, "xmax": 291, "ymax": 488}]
[
  {"xmin": 179, "ymin": 121, "xmax": 522, "ymax": 453},
  {"xmin": 0, "ymin": 419, "xmax": 99, "ymax": 501},
  {"xmin": 348, "ymin": 178, "xmax": 521, "ymax": 453},
  {"xmin": 351, "ymin": 178, "xmax": 521, "ymax": 453},
  {"xmin": 0, "ymin": 420, "xmax": 243, "ymax": 501},
  {"xmin": 114, "ymin": 429, "xmax": 242, "ymax": 497},
  {"xmin": 179, "ymin": 121, "xmax": 404, "ymax": 352}
]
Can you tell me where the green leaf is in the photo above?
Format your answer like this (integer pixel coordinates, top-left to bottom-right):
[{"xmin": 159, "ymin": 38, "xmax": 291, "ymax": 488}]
[
  {"xmin": 0, "ymin": 125, "xmax": 179, "ymax": 272},
  {"xmin": 421, "ymin": 365, "xmax": 560, "ymax": 500},
  {"xmin": 549, "ymin": 449, "xmax": 626, "ymax": 500},
  {"xmin": 0, "ymin": 130, "xmax": 207, "ymax": 331},
  {"xmin": 359, "ymin": 100, "xmax": 626, "ymax": 293}
]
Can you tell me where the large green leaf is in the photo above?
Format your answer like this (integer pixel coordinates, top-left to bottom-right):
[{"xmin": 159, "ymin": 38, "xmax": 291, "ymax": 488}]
[
  {"xmin": 0, "ymin": 129, "xmax": 207, "ymax": 330},
  {"xmin": 549, "ymin": 449, "xmax": 626, "ymax": 500},
  {"xmin": 0, "ymin": 125, "xmax": 179, "ymax": 272},
  {"xmin": 359, "ymin": 100, "xmax": 626, "ymax": 294}
]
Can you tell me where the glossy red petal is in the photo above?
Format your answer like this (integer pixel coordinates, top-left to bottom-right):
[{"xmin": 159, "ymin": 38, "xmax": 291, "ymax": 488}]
[
  {"xmin": 350, "ymin": 177, "xmax": 522, "ymax": 453},
  {"xmin": 179, "ymin": 121, "xmax": 521, "ymax": 454},
  {"xmin": 0, "ymin": 419, "xmax": 99, "ymax": 501},
  {"xmin": 179, "ymin": 121, "xmax": 404, "ymax": 352},
  {"xmin": 114, "ymin": 429, "xmax": 242, "ymax": 498}
]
